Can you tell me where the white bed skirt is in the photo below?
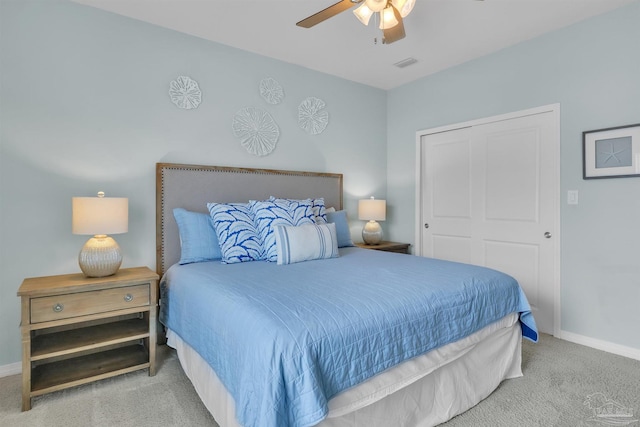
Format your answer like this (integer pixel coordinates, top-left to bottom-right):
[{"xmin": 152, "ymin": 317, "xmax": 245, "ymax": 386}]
[{"xmin": 167, "ymin": 312, "xmax": 522, "ymax": 427}]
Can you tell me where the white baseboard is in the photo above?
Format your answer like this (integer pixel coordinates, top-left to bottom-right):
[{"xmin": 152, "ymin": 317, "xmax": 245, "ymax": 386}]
[
  {"xmin": 0, "ymin": 361, "xmax": 21, "ymax": 378},
  {"xmin": 556, "ymin": 330, "xmax": 640, "ymax": 361}
]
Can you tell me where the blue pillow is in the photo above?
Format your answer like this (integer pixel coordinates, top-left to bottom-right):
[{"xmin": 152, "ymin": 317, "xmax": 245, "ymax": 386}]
[
  {"xmin": 207, "ymin": 202, "xmax": 264, "ymax": 264},
  {"xmin": 173, "ymin": 208, "xmax": 222, "ymax": 264},
  {"xmin": 326, "ymin": 210, "xmax": 354, "ymax": 248},
  {"xmin": 275, "ymin": 223, "xmax": 339, "ymax": 265},
  {"xmin": 251, "ymin": 199, "xmax": 315, "ymax": 262}
]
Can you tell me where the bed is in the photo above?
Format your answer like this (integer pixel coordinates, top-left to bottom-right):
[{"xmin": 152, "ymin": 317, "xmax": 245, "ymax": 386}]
[{"xmin": 156, "ymin": 163, "xmax": 537, "ymax": 427}]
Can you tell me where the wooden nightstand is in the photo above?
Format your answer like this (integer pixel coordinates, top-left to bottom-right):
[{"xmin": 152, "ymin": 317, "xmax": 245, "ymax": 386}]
[
  {"xmin": 17, "ymin": 266, "xmax": 159, "ymax": 411},
  {"xmin": 355, "ymin": 241, "xmax": 411, "ymax": 254}
]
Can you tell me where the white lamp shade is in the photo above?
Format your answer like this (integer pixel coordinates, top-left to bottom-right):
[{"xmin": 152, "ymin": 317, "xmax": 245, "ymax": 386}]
[
  {"xmin": 364, "ymin": 0, "xmax": 387, "ymax": 13},
  {"xmin": 353, "ymin": 3, "xmax": 374, "ymax": 25},
  {"xmin": 392, "ymin": 0, "xmax": 416, "ymax": 18},
  {"xmin": 379, "ymin": 6, "xmax": 399, "ymax": 29},
  {"xmin": 72, "ymin": 196, "xmax": 128, "ymax": 235},
  {"xmin": 358, "ymin": 198, "xmax": 386, "ymax": 221}
]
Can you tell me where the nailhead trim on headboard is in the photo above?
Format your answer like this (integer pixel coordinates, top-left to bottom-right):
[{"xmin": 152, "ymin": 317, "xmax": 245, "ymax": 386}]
[{"xmin": 156, "ymin": 163, "xmax": 343, "ymax": 276}]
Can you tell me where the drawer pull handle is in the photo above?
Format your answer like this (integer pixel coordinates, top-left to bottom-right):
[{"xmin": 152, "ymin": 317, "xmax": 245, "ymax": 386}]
[
  {"xmin": 124, "ymin": 293, "xmax": 134, "ymax": 302},
  {"xmin": 53, "ymin": 303, "xmax": 64, "ymax": 313}
]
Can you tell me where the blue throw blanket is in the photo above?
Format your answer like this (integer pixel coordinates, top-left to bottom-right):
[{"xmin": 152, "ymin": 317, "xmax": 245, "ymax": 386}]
[{"xmin": 160, "ymin": 247, "xmax": 537, "ymax": 427}]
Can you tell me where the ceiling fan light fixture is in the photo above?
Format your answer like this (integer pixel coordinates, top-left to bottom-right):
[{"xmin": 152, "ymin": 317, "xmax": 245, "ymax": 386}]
[
  {"xmin": 392, "ymin": 0, "xmax": 416, "ymax": 18},
  {"xmin": 353, "ymin": 3, "xmax": 374, "ymax": 26},
  {"xmin": 365, "ymin": 0, "xmax": 387, "ymax": 13},
  {"xmin": 297, "ymin": 0, "xmax": 407, "ymax": 45},
  {"xmin": 379, "ymin": 5, "xmax": 399, "ymax": 29}
]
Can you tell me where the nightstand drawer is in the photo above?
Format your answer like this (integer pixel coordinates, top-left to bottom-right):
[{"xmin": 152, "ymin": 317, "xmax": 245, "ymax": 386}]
[{"xmin": 30, "ymin": 284, "xmax": 150, "ymax": 323}]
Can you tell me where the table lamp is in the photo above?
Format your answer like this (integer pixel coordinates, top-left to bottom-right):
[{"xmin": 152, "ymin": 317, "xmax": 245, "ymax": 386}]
[
  {"xmin": 72, "ymin": 192, "xmax": 128, "ymax": 277},
  {"xmin": 358, "ymin": 196, "xmax": 386, "ymax": 245}
]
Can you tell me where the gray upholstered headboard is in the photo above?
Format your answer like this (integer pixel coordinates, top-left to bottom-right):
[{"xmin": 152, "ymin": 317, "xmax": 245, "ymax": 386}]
[{"xmin": 156, "ymin": 163, "xmax": 343, "ymax": 275}]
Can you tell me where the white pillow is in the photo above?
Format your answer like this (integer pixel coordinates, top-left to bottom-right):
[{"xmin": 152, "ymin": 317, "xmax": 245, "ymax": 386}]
[{"xmin": 274, "ymin": 223, "xmax": 339, "ymax": 265}]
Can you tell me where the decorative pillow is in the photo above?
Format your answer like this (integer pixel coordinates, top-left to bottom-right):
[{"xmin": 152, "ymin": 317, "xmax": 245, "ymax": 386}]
[
  {"xmin": 311, "ymin": 198, "xmax": 328, "ymax": 224},
  {"xmin": 207, "ymin": 202, "xmax": 264, "ymax": 264},
  {"xmin": 173, "ymin": 208, "xmax": 222, "ymax": 264},
  {"xmin": 326, "ymin": 210, "xmax": 354, "ymax": 248},
  {"xmin": 275, "ymin": 223, "xmax": 339, "ymax": 265},
  {"xmin": 270, "ymin": 197, "xmax": 327, "ymax": 224},
  {"xmin": 324, "ymin": 206, "xmax": 336, "ymax": 214},
  {"xmin": 251, "ymin": 199, "xmax": 315, "ymax": 262}
]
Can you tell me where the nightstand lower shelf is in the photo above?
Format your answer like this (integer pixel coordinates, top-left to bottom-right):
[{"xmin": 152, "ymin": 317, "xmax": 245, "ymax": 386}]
[
  {"xmin": 31, "ymin": 344, "xmax": 149, "ymax": 396},
  {"xmin": 31, "ymin": 317, "xmax": 150, "ymax": 360}
]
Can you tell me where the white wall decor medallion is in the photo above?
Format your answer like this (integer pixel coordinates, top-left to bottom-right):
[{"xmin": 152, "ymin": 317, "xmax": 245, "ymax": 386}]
[
  {"xmin": 169, "ymin": 76, "xmax": 202, "ymax": 109},
  {"xmin": 232, "ymin": 107, "xmax": 280, "ymax": 156},
  {"xmin": 259, "ymin": 77, "xmax": 284, "ymax": 105},
  {"xmin": 298, "ymin": 97, "xmax": 329, "ymax": 135}
]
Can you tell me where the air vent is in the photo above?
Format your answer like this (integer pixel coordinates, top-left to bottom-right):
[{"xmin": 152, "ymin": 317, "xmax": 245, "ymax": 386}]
[{"xmin": 393, "ymin": 57, "xmax": 418, "ymax": 68}]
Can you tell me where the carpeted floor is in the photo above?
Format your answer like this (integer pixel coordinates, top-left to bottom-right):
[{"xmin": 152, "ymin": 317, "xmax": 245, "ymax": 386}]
[
  {"xmin": 442, "ymin": 334, "xmax": 639, "ymax": 426},
  {"xmin": 0, "ymin": 345, "xmax": 216, "ymax": 427},
  {"xmin": 1, "ymin": 334, "xmax": 638, "ymax": 427}
]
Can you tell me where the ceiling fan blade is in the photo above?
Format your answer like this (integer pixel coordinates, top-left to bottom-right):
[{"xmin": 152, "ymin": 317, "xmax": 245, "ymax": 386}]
[
  {"xmin": 382, "ymin": 6, "xmax": 405, "ymax": 44},
  {"xmin": 296, "ymin": 0, "xmax": 357, "ymax": 28}
]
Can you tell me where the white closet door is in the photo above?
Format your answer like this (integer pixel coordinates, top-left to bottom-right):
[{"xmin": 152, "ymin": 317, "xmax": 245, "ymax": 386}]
[
  {"xmin": 421, "ymin": 126, "xmax": 474, "ymax": 264},
  {"xmin": 419, "ymin": 110, "xmax": 558, "ymax": 334}
]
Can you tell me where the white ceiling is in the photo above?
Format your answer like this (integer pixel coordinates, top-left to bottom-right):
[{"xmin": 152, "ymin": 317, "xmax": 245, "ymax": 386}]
[{"xmin": 73, "ymin": 0, "xmax": 635, "ymax": 90}]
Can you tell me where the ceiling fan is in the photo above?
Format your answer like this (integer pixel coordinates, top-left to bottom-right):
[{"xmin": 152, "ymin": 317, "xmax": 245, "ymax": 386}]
[{"xmin": 296, "ymin": 0, "xmax": 416, "ymax": 45}]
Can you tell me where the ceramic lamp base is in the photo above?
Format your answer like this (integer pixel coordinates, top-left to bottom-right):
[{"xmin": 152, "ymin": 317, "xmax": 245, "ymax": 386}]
[
  {"xmin": 78, "ymin": 235, "xmax": 122, "ymax": 277},
  {"xmin": 362, "ymin": 220, "xmax": 383, "ymax": 245}
]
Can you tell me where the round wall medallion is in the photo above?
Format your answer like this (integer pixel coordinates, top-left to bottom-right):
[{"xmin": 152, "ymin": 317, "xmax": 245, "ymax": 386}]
[
  {"xmin": 298, "ymin": 97, "xmax": 329, "ymax": 135},
  {"xmin": 259, "ymin": 77, "xmax": 284, "ymax": 105},
  {"xmin": 169, "ymin": 76, "xmax": 202, "ymax": 109},
  {"xmin": 232, "ymin": 107, "xmax": 280, "ymax": 156}
]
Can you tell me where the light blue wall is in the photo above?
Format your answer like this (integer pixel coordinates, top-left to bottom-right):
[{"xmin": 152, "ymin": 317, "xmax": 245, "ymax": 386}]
[
  {"xmin": 387, "ymin": 1, "xmax": 640, "ymax": 350},
  {"xmin": 0, "ymin": 1, "xmax": 387, "ymax": 366},
  {"xmin": 2, "ymin": 0, "xmax": 638, "ymax": 369}
]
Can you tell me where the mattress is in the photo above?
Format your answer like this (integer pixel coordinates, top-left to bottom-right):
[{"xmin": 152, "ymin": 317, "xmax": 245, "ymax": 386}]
[
  {"xmin": 160, "ymin": 247, "xmax": 536, "ymax": 427},
  {"xmin": 167, "ymin": 312, "xmax": 522, "ymax": 427}
]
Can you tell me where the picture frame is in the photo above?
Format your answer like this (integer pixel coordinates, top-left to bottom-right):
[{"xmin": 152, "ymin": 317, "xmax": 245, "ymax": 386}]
[{"xmin": 583, "ymin": 123, "xmax": 640, "ymax": 179}]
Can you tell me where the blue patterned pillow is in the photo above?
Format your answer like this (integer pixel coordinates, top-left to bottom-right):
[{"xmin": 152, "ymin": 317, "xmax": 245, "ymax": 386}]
[
  {"xmin": 275, "ymin": 223, "xmax": 339, "ymax": 265},
  {"xmin": 173, "ymin": 208, "xmax": 222, "ymax": 264},
  {"xmin": 207, "ymin": 202, "xmax": 264, "ymax": 264},
  {"xmin": 310, "ymin": 198, "xmax": 328, "ymax": 224},
  {"xmin": 270, "ymin": 197, "xmax": 327, "ymax": 224},
  {"xmin": 251, "ymin": 198, "xmax": 315, "ymax": 262}
]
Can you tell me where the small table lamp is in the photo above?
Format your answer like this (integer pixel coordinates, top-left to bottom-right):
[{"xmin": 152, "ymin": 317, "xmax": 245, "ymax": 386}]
[
  {"xmin": 358, "ymin": 197, "xmax": 386, "ymax": 245},
  {"xmin": 72, "ymin": 192, "xmax": 128, "ymax": 277}
]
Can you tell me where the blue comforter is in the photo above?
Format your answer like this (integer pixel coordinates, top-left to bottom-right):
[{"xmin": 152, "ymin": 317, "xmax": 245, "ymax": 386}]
[{"xmin": 160, "ymin": 247, "xmax": 537, "ymax": 427}]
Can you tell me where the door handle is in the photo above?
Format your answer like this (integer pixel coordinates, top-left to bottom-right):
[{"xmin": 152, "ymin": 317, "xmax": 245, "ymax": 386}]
[
  {"xmin": 544, "ymin": 232, "xmax": 552, "ymax": 239},
  {"xmin": 424, "ymin": 223, "xmax": 429, "ymax": 229}
]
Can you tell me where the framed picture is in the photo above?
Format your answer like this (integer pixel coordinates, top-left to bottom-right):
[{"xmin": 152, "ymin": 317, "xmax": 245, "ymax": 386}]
[{"xmin": 583, "ymin": 123, "xmax": 640, "ymax": 179}]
